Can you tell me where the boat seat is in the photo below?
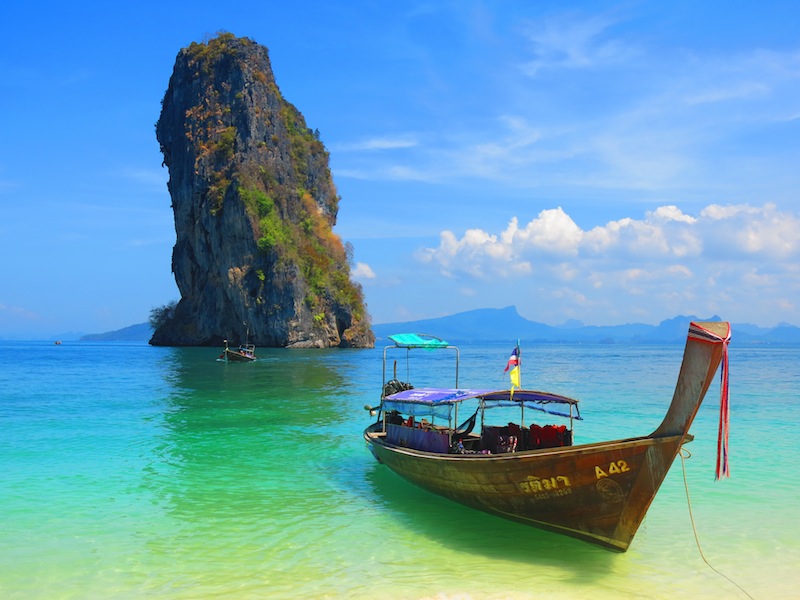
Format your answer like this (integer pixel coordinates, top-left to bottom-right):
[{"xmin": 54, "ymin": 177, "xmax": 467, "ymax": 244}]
[
  {"xmin": 540, "ymin": 425, "xmax": 568, "ymax": 448},
  {"xmin": 529, "ymin": 424, "xmax": 542, "ymax": 449}
]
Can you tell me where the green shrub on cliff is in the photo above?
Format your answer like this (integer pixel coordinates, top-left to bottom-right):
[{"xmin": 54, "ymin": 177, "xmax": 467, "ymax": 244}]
[
  {"xmin": 149, "ymin": 301, "xmax": 177, "ymax": 330},
  {"xmin": 186, "ymin": 31, "xmax": 248, "ymax": 63},
  {"xmin": 238, "ymin": 181, "xmax": 365, "ymax": 320},
  {"xmin": 215, "ymin": 126, "xmax": 237, "ymax": 161},
  {"xmin": 239, "ymin": 186, "xmax": 292, "ymax": 254}
]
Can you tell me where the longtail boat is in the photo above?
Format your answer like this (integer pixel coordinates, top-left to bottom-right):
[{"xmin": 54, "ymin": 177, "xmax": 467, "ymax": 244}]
[
  {"xmin": 363, "ymin": 322, "xmax": 731, "ymax": 551},
  {"xmin": 221, "ymin": 341, "xmax": 257, "ymax": 362},
  {"xmin": 219, "ymin": 329, "xmax": 257, "ymax": 362}
]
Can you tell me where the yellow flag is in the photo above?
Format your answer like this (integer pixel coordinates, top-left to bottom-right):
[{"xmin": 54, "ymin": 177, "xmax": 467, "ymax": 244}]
[{"xmin": 510, "ymin": 365, "xmax": 520, "ymax": 389}]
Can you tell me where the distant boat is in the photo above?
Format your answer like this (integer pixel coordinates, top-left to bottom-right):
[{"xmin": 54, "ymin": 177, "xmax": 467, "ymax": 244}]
[
  {"xmin": 54, "ymin": 341, "xmax": 62, "ymax": 345},
  {"xmin": 364, "ymin": 322, "xmax": 731, "ymax": 551},
  {"xmin": 219, "ymin": 330, "xmax": 257, "ymax": 362},
  {"xmin": 220, "ymin": 340, "xmax": 257, "ymax": 362}
]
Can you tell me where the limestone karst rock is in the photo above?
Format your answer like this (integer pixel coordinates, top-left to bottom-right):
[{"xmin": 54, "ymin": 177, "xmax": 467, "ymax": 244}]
[{"xmin": 151, "ymin": 33, "xmax": 374, "ymax": 348}]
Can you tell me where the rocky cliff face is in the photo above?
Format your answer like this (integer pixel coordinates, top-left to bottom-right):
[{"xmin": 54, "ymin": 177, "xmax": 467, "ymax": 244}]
[{"xmin": 151, "ymin": 33, "xmax": 374, "ymax": 348}]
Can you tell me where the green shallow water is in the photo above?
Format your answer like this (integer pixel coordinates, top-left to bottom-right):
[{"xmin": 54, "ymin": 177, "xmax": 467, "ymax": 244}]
[{"xmin": 0, "ymin": 340, "xmax": 797, "ymax": 599}]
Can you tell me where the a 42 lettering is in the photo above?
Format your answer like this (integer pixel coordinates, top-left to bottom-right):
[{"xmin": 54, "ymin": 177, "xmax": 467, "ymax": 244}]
[{"xmin": 595, "ymin": 460, "xmax": 630, "ymax": 479}]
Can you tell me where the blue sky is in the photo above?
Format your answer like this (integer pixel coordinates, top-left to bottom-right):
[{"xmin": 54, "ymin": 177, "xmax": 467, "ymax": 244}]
[{"xmin": 1, "ymin": 1, "xmax": 799, "ymax": 338}]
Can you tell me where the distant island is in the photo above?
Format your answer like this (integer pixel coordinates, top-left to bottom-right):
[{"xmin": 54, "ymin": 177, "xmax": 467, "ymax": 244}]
[
  {"xmin": 81, "ymin": 306, "xmax": 800, "ymax": 345},
  {"xmin": 79, "ymin": 323, "xmax": 153, "ymax": 342},
  {"xmin": 151, "ymin": 33, "xmax": 372, "ymax": 349}
]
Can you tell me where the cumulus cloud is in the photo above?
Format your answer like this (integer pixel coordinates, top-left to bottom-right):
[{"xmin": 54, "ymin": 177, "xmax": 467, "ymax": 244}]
[
  {"xmin": 515, "ymin": 208, "xmax": 583, "ymax": 255},
  {"xmin": 417, "ymin": 225, "xmax": 531, "ymax": 278},
  {"xmin": 649, "ymin": 205, "xmax": 696, "ymax": 224},
  {"xmin": 422, "ymin": 203, "xmax": 799, "ymax": 277},
  {"xmin": 700, "ymin": 202, "xmax": 800, "ymax": 259},
  {"xmin": 351, "ymin": 262, "xmax": 376, "ymax": 279},
  {"xmin": 416, "ymin": 202, "xmax": 800, "ymax": 324}
]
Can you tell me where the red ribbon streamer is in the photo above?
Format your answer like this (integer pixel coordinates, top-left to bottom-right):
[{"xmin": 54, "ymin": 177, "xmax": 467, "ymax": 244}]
[{"xmin": 715, "ymin": 332, "xmax": 731, "ymax": 479}]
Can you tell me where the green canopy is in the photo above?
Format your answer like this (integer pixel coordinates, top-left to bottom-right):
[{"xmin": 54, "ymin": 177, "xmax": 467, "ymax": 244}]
[{"xmin": 388, "ymin": 333, "xmax": 450, "ymax": 348}]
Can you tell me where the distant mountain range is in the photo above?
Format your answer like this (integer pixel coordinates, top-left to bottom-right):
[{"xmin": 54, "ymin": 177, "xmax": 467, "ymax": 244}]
[
  {"xmin": 81, "ymin": 306, "xmax": 800, "ymax": 345},
  {"xmin": 371, "ymin": 306, "xmax": 800, "ymax": 345},
  {"xmin": 79, "ymin": 322, "xmax": 153, "ymax": 342}
]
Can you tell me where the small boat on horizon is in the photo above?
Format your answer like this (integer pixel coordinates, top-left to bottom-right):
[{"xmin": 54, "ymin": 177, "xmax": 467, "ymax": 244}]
[
  {"xmin": 363, "ymin": 322, "xmax": 731, "ymax": 552},
  {"xmin": 219, "ymin": 335, "xmax": 257, "ymax": 362}
]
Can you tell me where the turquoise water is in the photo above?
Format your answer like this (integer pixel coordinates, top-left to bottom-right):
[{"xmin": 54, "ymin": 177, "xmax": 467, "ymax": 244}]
[{"xmin": 1, "ymin": 339, "xmax": 797, "ymax": 599}]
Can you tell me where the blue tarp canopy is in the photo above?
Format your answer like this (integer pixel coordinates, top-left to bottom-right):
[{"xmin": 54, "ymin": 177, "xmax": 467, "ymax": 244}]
[
  {"xmin": 480, "ymin": 390, "xmax": 582, "ymax": 420},
  {"xmin": 388, "ymin": 333, "xmax": 451, "ymax": 348},
  {"xmin": 382, "ymin": 388, "xmax": 493, "ymax": 420},
  {"xmin": 382, "ymin": 387, "xmax": 582, "ymax": 421}
]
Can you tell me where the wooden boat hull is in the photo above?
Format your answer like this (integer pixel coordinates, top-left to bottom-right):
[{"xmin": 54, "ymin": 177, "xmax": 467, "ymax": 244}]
[
  {"xmin": 365, "ymin": 427, "xmax": 686, "ymax": 551},
  {"xmin": 223, "ymin": 349, "xmax": 256, "ymax": 362}
]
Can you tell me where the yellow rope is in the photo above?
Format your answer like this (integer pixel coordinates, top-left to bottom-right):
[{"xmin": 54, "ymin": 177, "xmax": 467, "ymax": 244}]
[{"xmin": 679, "ymin": 447, "xmax": 754, "ymax": 600}]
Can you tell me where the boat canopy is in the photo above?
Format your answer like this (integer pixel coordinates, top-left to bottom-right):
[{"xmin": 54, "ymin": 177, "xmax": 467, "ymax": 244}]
[
  {"xmin": 382, "ymin": 387, "xmax": 582, "ymax": 421},
  {"xmin": 388, "ymin": 333, "xmax": 451, "ymax": 349},
  {"xmin": 383, "ymin": 334, "xmax": 461, "ymax": 394},
  {"xmin": 383, "ymin": 388, "xmax": 490, "ymax": 419},
  {"xmin": 481, "ymin": 390, "xmax": 582, "ymax": 420}
]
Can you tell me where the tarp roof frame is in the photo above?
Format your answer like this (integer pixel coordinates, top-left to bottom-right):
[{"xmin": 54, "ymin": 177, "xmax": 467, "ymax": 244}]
[{"xmin": 382, "ymin": 387, "xmax": 583, "ymax": 421}]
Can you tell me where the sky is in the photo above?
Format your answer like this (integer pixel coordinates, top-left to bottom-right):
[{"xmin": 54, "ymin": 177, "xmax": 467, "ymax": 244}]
[{"xmin": 1, "ymin": 1, "xmax": 799, "ymax": 338}]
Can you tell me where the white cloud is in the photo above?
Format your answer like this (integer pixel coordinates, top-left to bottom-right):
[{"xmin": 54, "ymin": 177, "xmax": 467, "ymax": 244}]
[
  {"xmin": 414, "ymin": 202, "xmax": 800, "ymax": 323},
  {"xmin": 701, "ymin": 202, "xmax": 800, "ymax": 259},
  {"xmin": 520, "ymin": 12, "xmax": 638, "ymax": 76},
  {"xmin": 334, "ymin": 136, "xmax": 418, "ymax": 152},
  {"xmin": 423, "ymin": 203, "xmax": 800, "ymax": 274},
  {"xmin": 417, "ymin": 224, "xmax": 531, "ymax": 279},
  {"xmin": 351, "ymin": 262, "xmax": 376, "ymax": 279},
  {"xmin": 514, "ymin": 208, "xmax": 583, "ymax": 255},
  {"xmin": 649, "ymin": 205, "xmax": 696, "ymax": 224},
  {"xmin": 666, "ymin": 264, "xmax": 693, "ymax": 278},
  {"xmin": 701, "ymin": 203, "xmax": 759, "ymax": 220}
]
